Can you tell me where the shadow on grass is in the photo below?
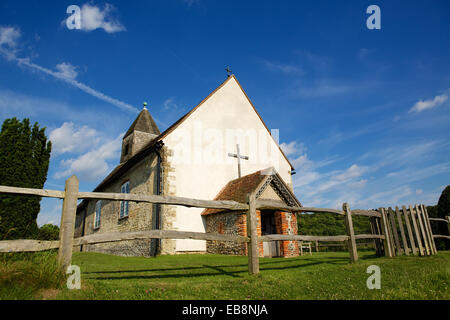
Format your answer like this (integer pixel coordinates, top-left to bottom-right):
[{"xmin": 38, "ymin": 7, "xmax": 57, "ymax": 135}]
[{"xmin": 84, "ymin": 256, "xmax": 350, "ymax": 281}]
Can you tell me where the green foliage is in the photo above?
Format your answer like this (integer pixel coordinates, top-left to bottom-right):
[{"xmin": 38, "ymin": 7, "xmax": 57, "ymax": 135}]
[
  {"xmin": 37, "ymin": 224, "xmax": 60, "ymax": 241},
  {"xmin": 437, "ymin": 185, "xmax": 450, "ymax": 218},
  {"xmin": 0, "ymin": 117, "xmax": 52, "ymax": 240},
  {"xmin": 297, "ymin": 212, "xmax": 372, "ymax": 236},
  {"xmin": 297, "ymin": 212, "xmax": 373, "ymax": 251},
  {"xmin": 434, "ymin": 185, "xmax": 450, "ymax": 250},
  {"xmin": 0, "ymin": 251, "xmax": 65, "ymax": 299}
]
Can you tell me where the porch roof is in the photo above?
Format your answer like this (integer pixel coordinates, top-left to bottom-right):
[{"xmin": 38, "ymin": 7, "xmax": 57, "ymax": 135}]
[{"xmin": 202, "ymin": 167, "xmax": 301, "ymax": 216}]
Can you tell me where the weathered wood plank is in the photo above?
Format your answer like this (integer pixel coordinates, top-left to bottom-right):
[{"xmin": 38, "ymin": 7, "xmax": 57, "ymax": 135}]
[
  {"xmin": 78, "ymin": 191, "xmax": 249, "ymax": 211},
  {"xmin": 402, "ymin": 205, "xmax": 417, "ymax": 255},
  {"xmin": 370, "ymin": 214, "xmax": 384, "ymax": 257},
  {"xmin": 73, "ymin": 229, "xmax": 249, "ymax": 245},
  {"xmin": 433, "ymin": 235, "xmax": 450, "ymax": 240},
  {"xmin": 409, "ymin": 205, "xmax": 424, "ymax": 256},
  {"xmin": 395, "ymin": 206, "xmax": 409, "ymax": 255},
  {"xmin": 0, "ymin": 185, "xmax": 65, "ymax": 198},
  {"xmin": 58, "ymin": 176, "xmax": 79, "ymax": 270},
  {"xmin": 388, "ymin": 207, "xmax": 402, "ymax": 255},
  {"xmin": 354, "ymin": 234, "xmax": 386, "ymax": 240},
  {"xmin": 379, "ymin": 208, "xmax": 393, "ymax": 258},
  {"xmin": 415, "ymin": 204, "xmax": 430, "ymax": 255},
  {"xmin": 422, "ymin": 205, "xmax": 437, "ymax": 254},
  {"xmin": 247, "ymin": 193, "xmax": 259, "ymax": 275},
  {"xmin": 0, "ymin": 240, "xmax": 60, "ymax": 252},
  {"xmin": 351, "ymin": 209, "xmax": 382, "ymax": 218},
  {"xmin": 384, "ymin": 208, "xmax": 396, "ymax": 256},
  {"xmin": 255, "ymin": 199, "xmax": 345, "ymax": 215},
  {"xmin": 343, "ymin": 203, "xmax": 358, "ymax": 263},
  {"xmin": 259, "ymin": 235, "xmax": 349, "ymax": 242},
  {"xmin": 428, "ymin": 218, "xmax": 449, "ymax": 223}
]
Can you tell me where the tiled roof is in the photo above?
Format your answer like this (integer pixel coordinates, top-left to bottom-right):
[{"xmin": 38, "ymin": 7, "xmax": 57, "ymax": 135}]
[
  {"xmin": 124, "ymin": 108, "xmax": 160, "ymax": 138},
  {"xmin": 202, "ymin": 170, "xmax": 268, "ymax": 216}
]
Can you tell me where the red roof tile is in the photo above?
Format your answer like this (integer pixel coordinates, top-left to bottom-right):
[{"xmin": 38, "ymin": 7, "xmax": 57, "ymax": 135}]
[{"xmin": 202, "ymin": 170, "xmax": 268, "ymax": 216}]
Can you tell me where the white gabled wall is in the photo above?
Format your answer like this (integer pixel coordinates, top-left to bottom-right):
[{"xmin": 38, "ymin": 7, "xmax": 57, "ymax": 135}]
[{"xmin": 163, "ymin": 77, "xmax": 293, "ymax": 252}]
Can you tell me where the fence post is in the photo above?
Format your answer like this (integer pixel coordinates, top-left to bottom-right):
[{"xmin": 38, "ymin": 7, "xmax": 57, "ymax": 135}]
[
  {"xmin": 58, "ymin": 175, "xmax": 79, "ymax": 271},
  {"xmin": 447, "ymin": 216, "xmax": 450, "ymax": 235},
  {"xmin": 421, "ymin": 204, "xmax": 437, "ymax": 255},
  {"xmin": 402, "ymin": 205, "xmax": 417, "ymax": 255},
  {"xmin": 247, "ymin": 193, "xmax": 259, "ymax": 275},
  {"xmin": 343, "ymin": 203, "xmax": 358, "ymax": 263},
  {"xmin": 415, "ymin": 204, "xmax": 430, "ymax": 255},
  {"xmin": 379, "ymin": 208, "xmax": 393, "ymax": 257}
]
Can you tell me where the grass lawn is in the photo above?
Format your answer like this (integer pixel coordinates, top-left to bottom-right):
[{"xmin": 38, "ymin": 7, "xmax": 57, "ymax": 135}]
[{"xmin": 1, "ymin": 250, "xmax": 449, "ymax": 300}]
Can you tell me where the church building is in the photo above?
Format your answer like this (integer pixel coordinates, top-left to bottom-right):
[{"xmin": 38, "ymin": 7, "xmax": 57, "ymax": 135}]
[{"xmin": 74, "ymin": 75, "xmax": 301, "ymax": 258}]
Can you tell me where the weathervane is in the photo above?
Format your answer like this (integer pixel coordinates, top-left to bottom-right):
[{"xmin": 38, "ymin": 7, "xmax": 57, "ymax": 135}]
[{"xmin": 225, "ymin": 66, "xmax": 232, "ymax": 77}]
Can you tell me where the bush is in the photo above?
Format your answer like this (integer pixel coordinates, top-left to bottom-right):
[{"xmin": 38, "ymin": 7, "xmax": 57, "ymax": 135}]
[
  {"xmin": 37, "ymin": 224, "xmax": 60, "ymax": 241},
  {"xmin": 436, "ymin": 186, "xmax": 450, "ymax": 250}
]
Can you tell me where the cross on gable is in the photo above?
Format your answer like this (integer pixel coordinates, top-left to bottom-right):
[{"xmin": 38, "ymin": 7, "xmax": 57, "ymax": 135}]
[{"xmin": 228, "ymin": 144, "xmax": 249, "ymax": 178}]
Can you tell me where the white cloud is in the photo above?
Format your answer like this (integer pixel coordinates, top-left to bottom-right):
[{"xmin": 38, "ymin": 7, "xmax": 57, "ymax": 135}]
[
  {"xmin": 0, "ymin": 26, "xmax": 20, "ymax": 48},
  {"xmin": 54, "ymin": 62, "xmax": 78, "ymax": 80},
  {"xmin": 280, "ymin": 141, "xmax": 305, "ymax": 157},
  {"xmin": 78, "ymin": 3, "xmax": 125, "ymax": 33},
  {"xmin": 62, "ymin": 3, "xmax": 125, "ymax": 33},
  {"xmin": 49, "ymin": 122, "xmax": 100, "ymax": 154},
  {"xmin": 54, "ymin": 133, "xmax": 123, "ymax": 181},
  {"xmin": 409, "ymin": 93, "xmax": 448, "ymax": 113}
]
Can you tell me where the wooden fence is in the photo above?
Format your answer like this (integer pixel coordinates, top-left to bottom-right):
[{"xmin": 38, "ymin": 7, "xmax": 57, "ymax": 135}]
[{"xmin": 0, "ymin": 175, "xmax": 440, "ymax": 274}]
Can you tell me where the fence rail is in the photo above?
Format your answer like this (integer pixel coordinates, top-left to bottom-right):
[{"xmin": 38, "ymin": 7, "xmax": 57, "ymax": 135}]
[
  {"xmin": 429, "ymin": 216, "xmax": 450, "ymax": 241},
  {"xmin": 0, "ymin": 175, "xmax": 440, "ymax": 275}
]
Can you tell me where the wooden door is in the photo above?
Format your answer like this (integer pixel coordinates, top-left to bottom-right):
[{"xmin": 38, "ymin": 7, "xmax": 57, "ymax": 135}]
[{"xmin": 261, "ymin": 212, "xmax": 280, "ymax": 257}]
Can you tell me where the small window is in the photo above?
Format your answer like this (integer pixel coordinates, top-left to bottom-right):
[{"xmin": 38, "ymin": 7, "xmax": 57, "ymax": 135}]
[
  {"xmin": 124, "ymin": 144, "xmax": 129, "ymax": 156},
  {"xmin": 94, "ymin": 200, "xmax": 101, "ymax": 229},
  {"xmin": 120, "ymin": 181, "xmax": 130, "ymax": 219}
]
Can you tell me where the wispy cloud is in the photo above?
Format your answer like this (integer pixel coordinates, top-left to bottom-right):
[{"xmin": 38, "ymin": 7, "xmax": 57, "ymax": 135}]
[
  {"xmin": 0, "ymin": 26, "xmax": 138, "ymax": 113},
  {"xmin": 63, "ymin": 3, "xmax": 125, "ymax": 33},
  {"xmin": 54, "ymin": 133, "xmax": 123, "ymax": 181},
  {"xmin": 295, "ymin": 80, "xmax": 353, "ymax": 98},
  {"xmin": 280, "ymin": 141, "xmax": 306, "ymax": 157},
  {"xmin": 163, "ymin": 98, "xmax": 179, "ymax": 110},
  {"xmin": 261, "ymin": 60, "xmax": 303, "ymax": 75},
  {"xmin": 409, "ymin": 93, "xmax": 448, "ymax": 113}
]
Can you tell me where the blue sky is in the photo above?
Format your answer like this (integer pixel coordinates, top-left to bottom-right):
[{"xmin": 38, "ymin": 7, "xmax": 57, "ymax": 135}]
[{"xmin": 0, "ymin": 0, "xmax": 449, "ymax": 226}]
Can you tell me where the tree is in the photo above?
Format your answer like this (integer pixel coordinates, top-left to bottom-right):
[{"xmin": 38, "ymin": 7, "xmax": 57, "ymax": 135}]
[
  {"xmin": 0, "ymin": 118, "xmax": 52, "ymax": 240},
  {"xmin": 37, "ymin": 224, "xmax": 60, "ymax": 240},
  {"xmin": 435, "ymin": 185, "xmax": 450, "ymax": 250},
  {"xmin": 437, "ymin": 186, "xmax": 450, "ymax": 218}
]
